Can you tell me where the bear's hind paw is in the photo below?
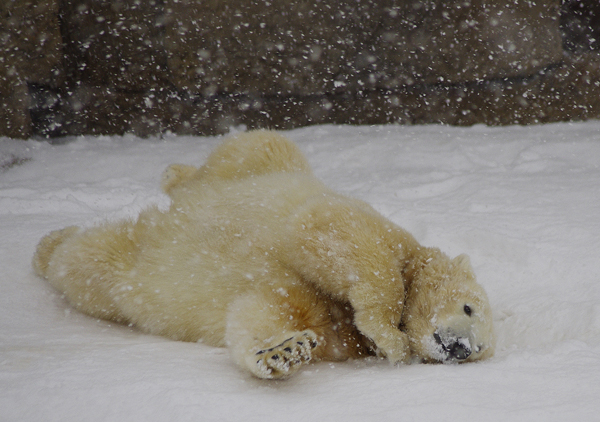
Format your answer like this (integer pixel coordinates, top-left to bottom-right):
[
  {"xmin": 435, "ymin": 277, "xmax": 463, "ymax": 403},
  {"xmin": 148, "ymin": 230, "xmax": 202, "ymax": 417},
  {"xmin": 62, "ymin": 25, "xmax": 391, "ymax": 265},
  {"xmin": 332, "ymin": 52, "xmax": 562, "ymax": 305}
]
[{"xmin": 254, "ymin": 331, "xmax": 318, "ymax": 379}]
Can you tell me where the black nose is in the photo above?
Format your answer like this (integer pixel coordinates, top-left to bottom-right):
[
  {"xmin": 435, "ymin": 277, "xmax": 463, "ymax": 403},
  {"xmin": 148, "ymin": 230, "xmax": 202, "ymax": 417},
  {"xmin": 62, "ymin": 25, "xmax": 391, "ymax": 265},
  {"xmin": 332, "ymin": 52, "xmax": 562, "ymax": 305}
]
[
  {"xmin": 434, "ymin": 332, "xmax": 472, "ymax": 361},
  {"xmin": 448, "ymin": 341, "xmax": 471, "ymax": 360}
]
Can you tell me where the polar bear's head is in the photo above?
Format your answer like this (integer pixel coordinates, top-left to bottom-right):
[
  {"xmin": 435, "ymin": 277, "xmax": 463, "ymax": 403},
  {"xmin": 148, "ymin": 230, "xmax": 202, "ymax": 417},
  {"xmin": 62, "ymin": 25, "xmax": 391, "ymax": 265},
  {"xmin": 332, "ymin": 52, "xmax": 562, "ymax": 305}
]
[{"xmin": 402, "ymin": 253, "xmax": 495, "ymax": 363}]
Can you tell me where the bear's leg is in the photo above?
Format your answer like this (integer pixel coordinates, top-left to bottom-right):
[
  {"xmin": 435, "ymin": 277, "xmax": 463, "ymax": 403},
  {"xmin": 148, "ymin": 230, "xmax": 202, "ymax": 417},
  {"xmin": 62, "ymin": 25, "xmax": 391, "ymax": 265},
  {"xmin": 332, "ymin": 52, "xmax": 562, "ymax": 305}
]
[
  {"xmin": 283, "ymin": 197, "xmax": 416, "ymax": 364},
  {"xmin": 200, "ymin": 130, "xmax": 312, "ymax": 181},
  {"xmin": 225, "ymin": 280, "xmax": 370, "ymax": 379},
  {"xmin": 164, "ymin": 131, "xmax": 312, "ymax": 199},
  {"xmin": 225, "ymin": 283, "xmax": 321, "ymax": 379},
  {"xmin": 35, "ymin": 221, "xmax": 138, "ymax": 323},
  {"xmin": 32, "ymin": 226, "xmax": 81, "ymax": 278}
]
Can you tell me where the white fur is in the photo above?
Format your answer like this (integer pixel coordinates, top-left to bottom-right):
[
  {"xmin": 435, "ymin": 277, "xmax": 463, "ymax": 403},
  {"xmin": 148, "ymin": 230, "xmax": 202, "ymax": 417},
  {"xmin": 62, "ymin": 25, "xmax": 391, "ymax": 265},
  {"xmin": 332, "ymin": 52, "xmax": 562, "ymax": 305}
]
[{"xmin": 33, "ymin": 130, "xmax": 495, "ymax": 379}]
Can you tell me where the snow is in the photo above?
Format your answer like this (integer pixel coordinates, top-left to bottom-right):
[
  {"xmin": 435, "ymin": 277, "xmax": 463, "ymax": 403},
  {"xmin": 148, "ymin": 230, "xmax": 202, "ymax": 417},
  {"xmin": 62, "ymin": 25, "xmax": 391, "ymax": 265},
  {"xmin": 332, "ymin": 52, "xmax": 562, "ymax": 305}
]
[{"xmin": 1, "ymin": 122, "xmax": 600, "ymax": 421}]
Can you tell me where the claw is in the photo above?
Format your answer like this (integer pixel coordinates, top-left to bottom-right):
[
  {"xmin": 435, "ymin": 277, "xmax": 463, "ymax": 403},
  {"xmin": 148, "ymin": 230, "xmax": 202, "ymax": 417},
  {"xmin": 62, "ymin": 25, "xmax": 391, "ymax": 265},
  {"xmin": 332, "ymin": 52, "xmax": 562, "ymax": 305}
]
[{"xmin": 253, "ymin": 330, "xmax": 319, "ymax": 379}]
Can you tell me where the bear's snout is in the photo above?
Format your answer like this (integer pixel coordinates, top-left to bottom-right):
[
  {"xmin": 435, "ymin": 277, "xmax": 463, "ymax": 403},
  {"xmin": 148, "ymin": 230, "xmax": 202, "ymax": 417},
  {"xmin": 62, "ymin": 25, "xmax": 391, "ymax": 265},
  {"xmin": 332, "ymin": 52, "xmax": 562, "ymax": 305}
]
[{"xmin": 433, "ymin": 331, "xmax": 472, "ymax": 361}]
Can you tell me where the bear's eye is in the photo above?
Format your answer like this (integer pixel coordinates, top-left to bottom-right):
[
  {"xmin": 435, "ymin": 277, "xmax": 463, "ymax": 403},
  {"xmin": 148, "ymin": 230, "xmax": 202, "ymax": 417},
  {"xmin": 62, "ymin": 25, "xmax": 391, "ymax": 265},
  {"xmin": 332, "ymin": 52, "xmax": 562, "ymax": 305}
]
[{"xmin": 464, "ymin": 304, "xmax": 472, "ymax": 316}]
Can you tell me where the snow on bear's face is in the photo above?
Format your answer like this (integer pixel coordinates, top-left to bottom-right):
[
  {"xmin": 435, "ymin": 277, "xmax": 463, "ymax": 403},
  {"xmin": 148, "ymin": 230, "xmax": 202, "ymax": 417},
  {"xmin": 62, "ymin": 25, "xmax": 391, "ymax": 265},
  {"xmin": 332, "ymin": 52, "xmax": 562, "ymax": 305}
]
[{"xmin": 402, "ymin": 254, "xmax": 495, "ymax": 364}]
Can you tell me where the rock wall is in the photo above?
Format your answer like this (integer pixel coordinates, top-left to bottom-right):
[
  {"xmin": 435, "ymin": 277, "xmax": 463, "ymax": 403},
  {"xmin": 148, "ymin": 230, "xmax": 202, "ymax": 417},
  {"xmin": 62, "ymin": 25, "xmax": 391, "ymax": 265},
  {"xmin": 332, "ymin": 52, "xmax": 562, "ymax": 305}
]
[
  {"xmin": 164, "ymin": 0, "xmax": 563, "ymax": 94},
  {"xmin": 1, "ymin": 0, "xmax": 62, "ymax": 138},
  {"xmin": 1, "ymin": 0, "xmax": 599, "ymax": 139}
]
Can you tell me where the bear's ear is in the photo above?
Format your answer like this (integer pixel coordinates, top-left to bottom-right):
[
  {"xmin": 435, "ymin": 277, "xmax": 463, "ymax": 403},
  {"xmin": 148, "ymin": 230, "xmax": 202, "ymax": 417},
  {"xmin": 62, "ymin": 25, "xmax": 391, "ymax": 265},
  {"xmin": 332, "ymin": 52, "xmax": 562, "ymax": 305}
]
[{"xmin": 452, "ymin": 254, "xmax": 473, "ymax": 273}]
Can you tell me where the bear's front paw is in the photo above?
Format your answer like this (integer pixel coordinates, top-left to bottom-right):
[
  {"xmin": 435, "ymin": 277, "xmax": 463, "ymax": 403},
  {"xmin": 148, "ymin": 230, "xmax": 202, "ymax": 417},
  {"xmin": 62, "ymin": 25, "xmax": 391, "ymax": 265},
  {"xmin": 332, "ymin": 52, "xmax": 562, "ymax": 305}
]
[
  {"xmin": 254, "ymin": 331, "xmax": 318, "ymax": 379},
  {"xmin": 375, "ymin": 331, "xmax": 411, "ymax": 364}
]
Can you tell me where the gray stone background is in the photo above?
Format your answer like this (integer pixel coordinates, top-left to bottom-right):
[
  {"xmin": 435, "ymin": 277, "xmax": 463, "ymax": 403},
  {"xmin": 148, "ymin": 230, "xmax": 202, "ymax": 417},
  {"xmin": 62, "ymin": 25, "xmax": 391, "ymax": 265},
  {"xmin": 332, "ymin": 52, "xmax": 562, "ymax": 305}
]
[{"xmin": 1, "ymin": 0, "xmax": 599, "ymax": 139}]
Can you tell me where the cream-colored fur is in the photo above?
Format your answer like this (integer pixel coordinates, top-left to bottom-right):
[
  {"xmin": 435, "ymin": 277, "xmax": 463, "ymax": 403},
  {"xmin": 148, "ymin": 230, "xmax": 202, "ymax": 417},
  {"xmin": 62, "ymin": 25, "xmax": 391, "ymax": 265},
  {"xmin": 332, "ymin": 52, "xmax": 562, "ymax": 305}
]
[{"xmin": 33, "ymin": 130, "xmax": 495, "ymax": 379}]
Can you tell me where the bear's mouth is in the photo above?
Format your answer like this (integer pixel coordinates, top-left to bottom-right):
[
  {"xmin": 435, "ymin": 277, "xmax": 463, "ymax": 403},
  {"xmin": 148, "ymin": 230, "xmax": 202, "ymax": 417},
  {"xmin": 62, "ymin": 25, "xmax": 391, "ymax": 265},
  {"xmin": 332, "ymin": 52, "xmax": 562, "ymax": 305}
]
[{"xmin": 433, "ymin": 331, "xmax": 472, "ymax": 362}]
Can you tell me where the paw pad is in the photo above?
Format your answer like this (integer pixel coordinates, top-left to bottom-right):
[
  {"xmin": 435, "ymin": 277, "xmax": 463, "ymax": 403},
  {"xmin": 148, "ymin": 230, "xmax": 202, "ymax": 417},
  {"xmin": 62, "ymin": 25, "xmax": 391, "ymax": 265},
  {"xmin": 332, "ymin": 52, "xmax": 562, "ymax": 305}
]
[{"xmin": 255, "ymin": 331, "xmax": 318, "ymax": 379}]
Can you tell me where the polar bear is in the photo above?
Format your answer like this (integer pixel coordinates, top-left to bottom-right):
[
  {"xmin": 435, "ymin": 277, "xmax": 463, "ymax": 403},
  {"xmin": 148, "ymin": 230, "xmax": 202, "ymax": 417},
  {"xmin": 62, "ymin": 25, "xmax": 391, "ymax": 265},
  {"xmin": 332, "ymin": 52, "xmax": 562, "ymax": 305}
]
[{"xmin": 33, "ymin": 130, "xmax": 495, "ymax": 379}]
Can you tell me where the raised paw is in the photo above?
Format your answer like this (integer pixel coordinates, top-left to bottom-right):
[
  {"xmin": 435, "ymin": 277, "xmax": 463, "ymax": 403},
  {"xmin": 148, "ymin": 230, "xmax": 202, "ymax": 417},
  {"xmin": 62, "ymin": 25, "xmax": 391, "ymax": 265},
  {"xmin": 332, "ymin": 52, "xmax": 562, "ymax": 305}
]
[{"xmin": 254, "ymin": 331, "xmax": 318, "ymax": 379}]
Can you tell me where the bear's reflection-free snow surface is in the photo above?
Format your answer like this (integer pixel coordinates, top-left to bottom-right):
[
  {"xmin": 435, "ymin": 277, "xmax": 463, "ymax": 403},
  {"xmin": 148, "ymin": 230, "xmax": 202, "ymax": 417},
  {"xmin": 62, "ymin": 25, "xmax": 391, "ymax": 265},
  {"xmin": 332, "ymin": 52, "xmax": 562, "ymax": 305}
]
[{"xmin": 2, "ymin": 122, "xmax": 600, "ymax": 420}]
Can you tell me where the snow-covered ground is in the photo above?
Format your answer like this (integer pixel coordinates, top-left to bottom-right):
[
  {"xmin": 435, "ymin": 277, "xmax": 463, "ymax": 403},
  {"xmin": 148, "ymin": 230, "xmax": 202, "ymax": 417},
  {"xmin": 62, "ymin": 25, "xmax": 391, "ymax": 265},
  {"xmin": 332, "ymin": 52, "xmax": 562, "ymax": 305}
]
[{"xmin": 1, "ymin": 122, "xmax": 599, "ymax": 421}]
